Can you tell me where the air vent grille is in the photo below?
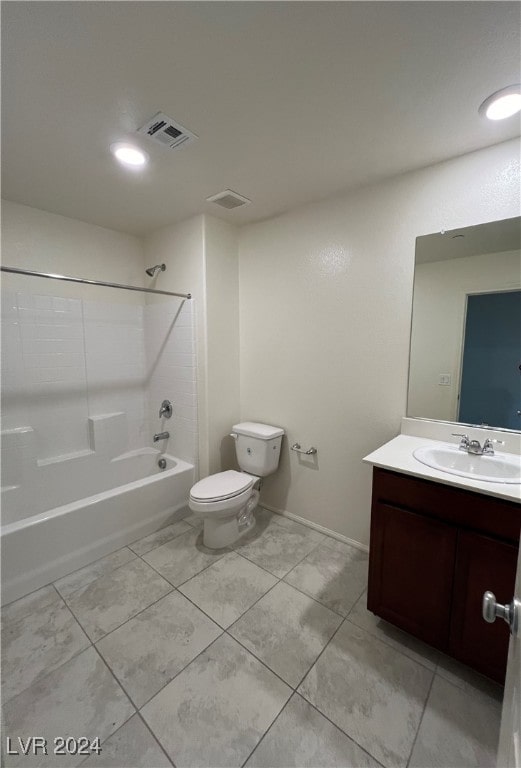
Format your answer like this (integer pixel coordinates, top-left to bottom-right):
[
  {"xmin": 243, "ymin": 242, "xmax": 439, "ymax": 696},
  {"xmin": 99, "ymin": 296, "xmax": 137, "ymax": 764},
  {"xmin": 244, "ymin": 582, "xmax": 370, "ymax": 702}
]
[
  {"xmin": 206, "ymin": 189, "xmax": 251, "ymax": 209},
  {"xmin": 137, "ymin": 111, "xmax": 197, "ymax": 150}
]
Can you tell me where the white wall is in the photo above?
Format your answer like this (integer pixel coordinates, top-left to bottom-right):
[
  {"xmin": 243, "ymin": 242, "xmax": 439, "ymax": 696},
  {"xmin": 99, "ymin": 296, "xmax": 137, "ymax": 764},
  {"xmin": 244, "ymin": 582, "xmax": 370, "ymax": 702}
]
[
  {"xmin": 238, "ymin": 139, "xmax": 521, "ymax": 547},
  {"xmin": 1, "ymin": 200, "xmax": 144, "ymax": 299},
  {"xmin": 144, "ymin": 298, "xmax": 197, "ymax": 464},
  {"xmin": 1, "ymin": 201, "xmax": 147, "ymax": 463},
  {"xmin": 408, "ymin": 249, "xmax": 521, "ymax": 422},
  {"xmin": 204, "ymin": 216, "xmax": 240, "ymax": 474},
  {"xmin": 143, "ymin": 215, "xmax": 206, "ymax": 475},
  {"xmin": 143, "ymin": 214, "xmax": 240, "ymax": 477}
]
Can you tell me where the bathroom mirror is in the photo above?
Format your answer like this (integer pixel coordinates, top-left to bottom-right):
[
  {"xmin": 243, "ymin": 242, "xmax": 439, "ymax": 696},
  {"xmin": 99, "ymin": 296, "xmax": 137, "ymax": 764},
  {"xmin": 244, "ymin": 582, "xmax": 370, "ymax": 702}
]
[{"xmin": 407, "ymin": 216, "xmax": 521, "ymax": 432}]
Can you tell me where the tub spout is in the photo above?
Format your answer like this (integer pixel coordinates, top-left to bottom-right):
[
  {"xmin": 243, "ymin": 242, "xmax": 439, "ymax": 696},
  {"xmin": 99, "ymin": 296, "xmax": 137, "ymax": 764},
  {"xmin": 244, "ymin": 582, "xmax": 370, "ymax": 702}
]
[{"xmin": 153, "ymin": 431, "xmax": 170, "ymax": 442}]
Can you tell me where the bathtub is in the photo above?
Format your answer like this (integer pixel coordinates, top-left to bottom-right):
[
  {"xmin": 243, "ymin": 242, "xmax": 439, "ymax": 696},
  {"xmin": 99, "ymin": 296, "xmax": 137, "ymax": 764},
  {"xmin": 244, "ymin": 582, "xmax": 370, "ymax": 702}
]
[{"xmin": 1, "ymin": 448, "xmax": 194, "ymax": 605}]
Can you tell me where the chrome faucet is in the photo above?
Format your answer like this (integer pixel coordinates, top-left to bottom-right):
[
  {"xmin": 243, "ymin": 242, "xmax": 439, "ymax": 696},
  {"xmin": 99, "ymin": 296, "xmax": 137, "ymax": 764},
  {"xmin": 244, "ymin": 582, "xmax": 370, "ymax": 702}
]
[
  {"xmin": 482, "ymin": 438, "xmax": 504, "ymax": 455},
  {"xmin": 159, "ymin": 400, "xmax": 172, "ymax": 419},
  {"xmin": 452, "ymin": 433, "xmax": 504, "ymax": 456},
  {"xmin": 153, "ymin": 431, "xmax": 170, "ymax": 442}
]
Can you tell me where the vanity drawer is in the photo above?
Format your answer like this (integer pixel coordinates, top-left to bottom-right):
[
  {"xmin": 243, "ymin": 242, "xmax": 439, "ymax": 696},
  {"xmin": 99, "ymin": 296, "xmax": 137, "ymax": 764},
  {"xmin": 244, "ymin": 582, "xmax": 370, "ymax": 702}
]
[{"xmin": 372, "ymin": 467, "xmax": 520, "ymax": 543}]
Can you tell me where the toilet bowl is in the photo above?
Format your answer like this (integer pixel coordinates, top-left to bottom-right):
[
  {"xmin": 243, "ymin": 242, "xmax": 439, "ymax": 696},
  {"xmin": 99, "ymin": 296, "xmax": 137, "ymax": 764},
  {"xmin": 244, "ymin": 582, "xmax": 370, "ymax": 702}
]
[
  {"xmin": 189, "ymin": 422, "xmax": 284, "ymax": 549},
  {"xmin": 189, "ymin": 470, "xmax": 259, "ymax": 548}
]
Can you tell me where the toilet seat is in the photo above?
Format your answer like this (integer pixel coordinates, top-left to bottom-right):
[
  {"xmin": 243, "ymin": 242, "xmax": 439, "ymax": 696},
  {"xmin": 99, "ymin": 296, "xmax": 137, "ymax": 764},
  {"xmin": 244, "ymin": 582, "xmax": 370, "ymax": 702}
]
[{"xmin": 190, "ymin": 470, "xmax": 255, "ymax": 504}]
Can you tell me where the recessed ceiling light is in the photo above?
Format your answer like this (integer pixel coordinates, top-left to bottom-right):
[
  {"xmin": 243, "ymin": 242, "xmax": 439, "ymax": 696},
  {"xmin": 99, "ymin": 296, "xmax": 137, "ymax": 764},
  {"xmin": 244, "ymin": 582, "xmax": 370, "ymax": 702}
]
[
  {"xmin": 479, "ymin": 85, "xmax": 521, "ymax": 121},
  {"xmin": 110, "ymin": 143, "xmax": 148, "ymax": 168}
]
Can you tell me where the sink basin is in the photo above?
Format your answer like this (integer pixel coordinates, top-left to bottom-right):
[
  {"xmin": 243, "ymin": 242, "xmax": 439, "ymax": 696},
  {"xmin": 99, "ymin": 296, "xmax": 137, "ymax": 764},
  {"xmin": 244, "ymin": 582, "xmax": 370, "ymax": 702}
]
[{"xmin": 413, "ymin": 444, "xmax": 521, "ymax": 484}]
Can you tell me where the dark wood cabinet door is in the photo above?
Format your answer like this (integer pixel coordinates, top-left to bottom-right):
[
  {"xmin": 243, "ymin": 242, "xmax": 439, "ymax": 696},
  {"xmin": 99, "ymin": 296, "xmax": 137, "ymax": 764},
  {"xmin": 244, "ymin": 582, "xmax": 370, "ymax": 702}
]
[
  {"xmin": 450, "ymin": 530, "xmax": 517, "ymax": 683},
  {"xmin": 368, "ymin": 502, "xmax": 457, "ymax": 649}
]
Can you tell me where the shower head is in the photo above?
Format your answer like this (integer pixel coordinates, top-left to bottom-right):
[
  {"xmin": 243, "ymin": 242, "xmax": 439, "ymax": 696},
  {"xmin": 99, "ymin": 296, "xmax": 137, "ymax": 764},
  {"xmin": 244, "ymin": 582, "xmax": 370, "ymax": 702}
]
[{"xmin": 145, "ymin": 264, "xmax": 166, "ymax": 277}]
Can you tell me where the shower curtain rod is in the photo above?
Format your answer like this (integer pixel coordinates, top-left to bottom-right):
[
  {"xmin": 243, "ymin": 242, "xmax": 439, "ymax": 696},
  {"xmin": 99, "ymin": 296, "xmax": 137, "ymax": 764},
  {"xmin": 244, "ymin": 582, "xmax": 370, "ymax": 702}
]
[{"xmin": 0, "ymin": 266, "xmax": 191, "ymax": 299}]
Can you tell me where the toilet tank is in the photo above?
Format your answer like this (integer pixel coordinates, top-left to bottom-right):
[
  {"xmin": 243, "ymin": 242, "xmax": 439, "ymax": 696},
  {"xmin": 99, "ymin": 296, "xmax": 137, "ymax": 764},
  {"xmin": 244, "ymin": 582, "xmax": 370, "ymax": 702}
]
[{"xmin": 232, "ymin": 422, "xmax": 284, "ymax": 477}]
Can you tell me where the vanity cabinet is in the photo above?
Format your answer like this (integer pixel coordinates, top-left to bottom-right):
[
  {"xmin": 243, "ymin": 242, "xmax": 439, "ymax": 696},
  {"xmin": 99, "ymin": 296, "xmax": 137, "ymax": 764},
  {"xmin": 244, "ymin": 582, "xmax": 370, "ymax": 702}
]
[{"xmin": 367, "ymin": 468, "xmax": 520, "ymax": 683}]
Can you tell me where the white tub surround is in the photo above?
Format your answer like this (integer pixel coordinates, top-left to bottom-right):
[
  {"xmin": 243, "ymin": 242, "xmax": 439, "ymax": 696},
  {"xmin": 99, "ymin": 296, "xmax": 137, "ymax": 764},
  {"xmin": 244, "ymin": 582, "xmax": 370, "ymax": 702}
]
[
  {"xmin": 1, "ymin": 452, "xmax": 194, "ymax": 605},
  {"xmin": 363, "ymin": 418, "xmax": 521, "ymax": 503}
]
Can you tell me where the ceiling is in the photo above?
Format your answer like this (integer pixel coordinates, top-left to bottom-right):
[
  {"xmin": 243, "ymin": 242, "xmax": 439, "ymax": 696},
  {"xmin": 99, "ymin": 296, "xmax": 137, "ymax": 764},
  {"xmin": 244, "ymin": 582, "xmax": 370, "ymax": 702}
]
[
  {"xmin": 2, "ymin": 2, "xmax": 520, "ymax": 236},
  {"xmin": 416, "ymin": 216, "xmax": 521, "ymax": 264}
]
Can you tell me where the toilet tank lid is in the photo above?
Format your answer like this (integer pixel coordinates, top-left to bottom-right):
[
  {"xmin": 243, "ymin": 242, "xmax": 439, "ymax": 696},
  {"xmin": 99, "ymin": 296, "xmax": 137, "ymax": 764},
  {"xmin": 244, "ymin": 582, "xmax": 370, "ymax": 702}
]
[{"xmin": 232, "ymin": 422, "xmax": 284, "ymax": 440}]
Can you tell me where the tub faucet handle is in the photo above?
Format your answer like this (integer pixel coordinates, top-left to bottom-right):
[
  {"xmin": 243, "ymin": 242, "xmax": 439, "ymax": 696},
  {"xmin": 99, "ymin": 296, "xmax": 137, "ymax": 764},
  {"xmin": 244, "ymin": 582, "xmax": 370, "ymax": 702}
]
[{"xmin": 159, "ymin": 400, "xmax": 172, "ymax": 419}]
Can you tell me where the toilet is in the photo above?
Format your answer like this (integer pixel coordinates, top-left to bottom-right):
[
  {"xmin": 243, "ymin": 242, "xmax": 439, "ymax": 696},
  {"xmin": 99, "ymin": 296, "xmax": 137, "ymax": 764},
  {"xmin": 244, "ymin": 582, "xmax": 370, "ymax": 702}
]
[{"xmin": 189, "ymin": 422, "xmax": 284, "ymax": 548}]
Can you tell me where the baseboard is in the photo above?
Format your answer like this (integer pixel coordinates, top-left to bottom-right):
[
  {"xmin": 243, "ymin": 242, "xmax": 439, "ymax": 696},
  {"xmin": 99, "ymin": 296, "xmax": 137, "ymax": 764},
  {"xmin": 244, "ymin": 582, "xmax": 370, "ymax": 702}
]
[{"xmin": 261, "ymin": 503, "xmax": 369, "ymax": 553}]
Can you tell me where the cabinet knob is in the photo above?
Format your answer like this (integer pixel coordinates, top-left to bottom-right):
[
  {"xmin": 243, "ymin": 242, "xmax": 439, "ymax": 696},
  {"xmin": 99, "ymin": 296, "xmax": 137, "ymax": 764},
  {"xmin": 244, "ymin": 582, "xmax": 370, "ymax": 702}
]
[{"xmin": 482, "ymin": 591, "xmax": 519, "ymax": 635}]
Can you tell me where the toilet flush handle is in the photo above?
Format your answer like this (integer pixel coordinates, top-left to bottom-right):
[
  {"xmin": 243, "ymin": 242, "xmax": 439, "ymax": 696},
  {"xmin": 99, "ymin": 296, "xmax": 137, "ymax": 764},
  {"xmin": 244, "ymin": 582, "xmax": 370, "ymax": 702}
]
[{"xmin": 230, "ymin": 432, "xmax": 238, "ymax": 440}]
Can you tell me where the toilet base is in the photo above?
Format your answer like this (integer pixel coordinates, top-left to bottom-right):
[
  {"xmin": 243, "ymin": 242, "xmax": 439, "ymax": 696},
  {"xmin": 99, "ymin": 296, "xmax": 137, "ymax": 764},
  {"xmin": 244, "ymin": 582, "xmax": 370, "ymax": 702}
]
[
  {"xmin": 201, "ymin": 490, "xmax": 259, "ymax": 549},
  {"xmin": 203, "ymin": 513, "xmax": 256, "ymax": 549}
]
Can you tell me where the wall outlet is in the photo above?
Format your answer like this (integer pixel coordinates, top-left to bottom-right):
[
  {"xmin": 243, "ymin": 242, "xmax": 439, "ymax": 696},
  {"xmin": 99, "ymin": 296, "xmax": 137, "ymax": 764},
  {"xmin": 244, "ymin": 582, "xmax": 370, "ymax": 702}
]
[{"xmin": 438, "ymin": 373, "xmax": 452, "ymax": 386}]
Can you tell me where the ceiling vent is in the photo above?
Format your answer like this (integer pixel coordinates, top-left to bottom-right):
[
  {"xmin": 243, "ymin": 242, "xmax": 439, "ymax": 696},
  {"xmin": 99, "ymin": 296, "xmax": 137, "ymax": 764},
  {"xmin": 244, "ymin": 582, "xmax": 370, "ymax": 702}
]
[
  {"xmin": 137, "ymin": 111, "xmax": 197, "ymax": 150},
  {"xmin": 206, "ymin": 189, "xmax": 251, "ymax": 209}
]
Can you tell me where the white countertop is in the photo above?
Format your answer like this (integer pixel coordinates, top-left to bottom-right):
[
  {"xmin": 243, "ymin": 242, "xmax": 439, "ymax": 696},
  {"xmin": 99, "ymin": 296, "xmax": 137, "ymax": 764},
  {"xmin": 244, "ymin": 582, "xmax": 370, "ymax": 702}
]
[{"xmin": 363, "ymin": 434, "xmax": 521, "ymax": 503}]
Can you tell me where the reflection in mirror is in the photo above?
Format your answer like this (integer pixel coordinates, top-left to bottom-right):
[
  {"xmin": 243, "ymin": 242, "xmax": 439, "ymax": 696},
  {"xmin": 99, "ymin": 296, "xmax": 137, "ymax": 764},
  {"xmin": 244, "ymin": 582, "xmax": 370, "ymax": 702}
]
[{"xmin": 408, "ymin": 217, "xmax": 521, "ymax": 432}]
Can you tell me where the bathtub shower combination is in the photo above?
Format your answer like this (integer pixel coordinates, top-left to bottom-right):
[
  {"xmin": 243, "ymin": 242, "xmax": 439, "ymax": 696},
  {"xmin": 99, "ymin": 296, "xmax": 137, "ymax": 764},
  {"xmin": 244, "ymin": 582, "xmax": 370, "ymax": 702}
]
[{"xmin": 1, "ymin": 266, "xmax": 195, "ymax": 605}]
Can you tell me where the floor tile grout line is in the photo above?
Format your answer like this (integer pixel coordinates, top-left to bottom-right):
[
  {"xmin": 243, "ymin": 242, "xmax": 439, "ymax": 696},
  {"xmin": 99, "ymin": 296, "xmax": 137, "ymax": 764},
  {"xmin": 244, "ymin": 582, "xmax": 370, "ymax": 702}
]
[
  {"xmin": 4, "ymin": 508, "xmax": 318, "ymax": 618},
  {"xmin": 164, "ymin": 559, "xmax": 346, "ymax": 697},
  {"xmin": 55, "ymin": 521, "xmax": 193, "ymax": 603},
  {"xmin": 3, "ymin": 513, "xmax": 496, "ymax": 768},
  {"xmin": 129, "ymin": 627, "xmax": 226, "ymax": 713},
  {"xmin": 254, "ymin": 610, "xmax": 392, "ymax": 768},
  {"xmin": 292, "ymin": 613, "xmax": 348, "ymax": 692},
  {"xmin": 405, "ymin": 667, "xmax": 437, "ymax": 768},
  {"xmin": 1, "ymin": 579, "xmax": 66, "ymax": 616},
  {"xmin": 134, "ymin": 545, "xmax": 230, "ymax": 591},
  {"xmin": 2, "ymin": 583, "xmax": 68, "ymax": 629},
  {"xmin": 225, "ymin": 629, "xmax": 301, "ymax": 694},
  {"xmin": 297, "ymin": 615, "xmax": 435, "ymax": 768},
  {"xmin": 293, "ymin": 616, "xmax": 392, "ymax": 767},
  {"xmin": 53, "ymin": 547, "xmax": 139, "ymax": 601},
  {"xmin": 78, "ymin": 565, "xmax": 230, "ymax": 714},
  {"xmin": 75, "ymin": 705, "xmax": 174, "ymax": 768},
  {"xmin": 4, "ymin": 532, "xmax": 360, "ymax": 713},
  {"xmin": 2, "ymin": 507, "xmax": 325, "ymax": 615},
  {"xmin": 91, "ymin": 643, "xmax": 141, "ymax": 711},
  {"xmin": 1, "ymin": 638, "xmax": 94, "ymax": 708},
  {"xmin": 295, "ymin": 632, "xmax": 385, "ymax": 768},
  {"xmin": 239, "ymin": 689, "xmax": 296, "ymax": 768},
  {"xmin": 87, "ymin": 645, "xmax": 143, "ymax": 750},
  {"xmin": 176, "ymin": 574, "xmax": 278, "ymax": 633},
  {"xmin": 345, "ymin": 590, "xmax": 440, "ymax": 675},
  {"xmin": 4, "ymin": 540, "xmax": 152, "ymax": 613},
  {"xmin": 294, "ymin": 692, "xmax": 388, "ymax": 768},
  {"xmin": 135, "ymin": 709, "xmax": 176, "ymax": 768},
  {"xmin": 222, "ymin": 577, "xmax": 284, "ymax": 632},
  {"xmin": 339, "ymin": 610, "xmax": 440, "ymax": 683},
  {"xmin": 127, "ymin": 520, "xmax": 194, "ymax": 557},
  {"xmin": 64, "ymin": 573, "xmax": 175, "ymax": 644},
  {"xmin": 278, "ymin": 575, "xmax": 350, "ymax": 619},
  {"xmin": 343, "ymin": 615, "xmax": 439, "ymax": 674},
  {"xmin": 3, "ymin": 587, "xmax": 95, "ymax": 707},
  {"xmin": 233, "ymin": 529, "xmax": 327, "ymax": 583},
  {"xmin": 434, "ymin": 653, "xmax": 503, "ymax": 697},
  {"xmin": 230, "ymin": 548, "xmax": 290, "ymax": 580},
  {"xmin": 433, "ymin": 663, "xmax": 504, "ymax": 701},
  {"xmin": 91, "ymin": 635, "xmax": 176, "ymax": 768},
  {"xmin": 136, "ymin": 519, "xmax": 356, "ymax": 687}
]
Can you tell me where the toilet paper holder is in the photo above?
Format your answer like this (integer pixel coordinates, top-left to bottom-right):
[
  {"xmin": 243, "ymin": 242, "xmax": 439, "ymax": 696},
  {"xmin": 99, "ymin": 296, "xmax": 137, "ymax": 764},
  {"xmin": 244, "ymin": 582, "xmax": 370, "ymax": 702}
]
[{"xmin": 291, "ymin": 442, "xmax": 317, "ymax": 455}]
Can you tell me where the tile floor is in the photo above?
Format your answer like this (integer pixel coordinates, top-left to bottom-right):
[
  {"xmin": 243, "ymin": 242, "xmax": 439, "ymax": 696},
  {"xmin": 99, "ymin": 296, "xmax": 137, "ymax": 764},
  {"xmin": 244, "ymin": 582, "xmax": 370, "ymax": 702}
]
[{"xmin": 1, "ymin": 508, "xmax": 503, "ymax": 768}]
